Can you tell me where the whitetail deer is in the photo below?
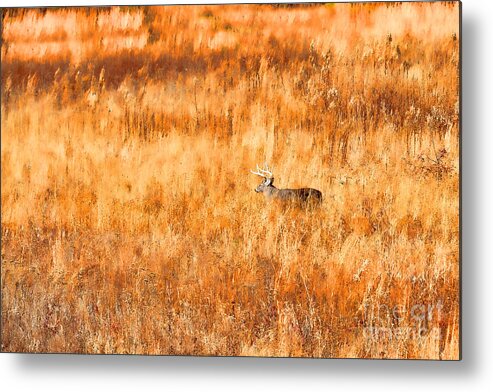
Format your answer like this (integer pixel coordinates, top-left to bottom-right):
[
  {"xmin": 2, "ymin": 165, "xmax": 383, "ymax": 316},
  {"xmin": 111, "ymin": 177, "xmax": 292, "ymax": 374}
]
[{"xmin": 250, "ymin": 164, "xmax": 322, "ymax": 205}]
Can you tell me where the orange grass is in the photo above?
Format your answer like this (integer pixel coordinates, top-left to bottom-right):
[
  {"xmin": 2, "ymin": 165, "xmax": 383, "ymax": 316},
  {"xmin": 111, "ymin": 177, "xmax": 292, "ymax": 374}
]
[{"xmin": 1, "ymin": 3, "xmax": 460, "ymax": 358}]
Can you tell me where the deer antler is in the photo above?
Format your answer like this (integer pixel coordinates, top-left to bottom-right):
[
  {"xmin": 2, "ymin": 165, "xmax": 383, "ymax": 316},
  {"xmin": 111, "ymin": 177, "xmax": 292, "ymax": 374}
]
[{"xmin": 250, "ymin": 163, "xmax": 273, "ymax": 178}]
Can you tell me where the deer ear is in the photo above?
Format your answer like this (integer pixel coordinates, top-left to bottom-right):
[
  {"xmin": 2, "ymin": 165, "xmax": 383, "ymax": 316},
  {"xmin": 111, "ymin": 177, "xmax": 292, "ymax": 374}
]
[{"xmin": 267, "ymin": 177, "xmax": 274, "ymax": 185}]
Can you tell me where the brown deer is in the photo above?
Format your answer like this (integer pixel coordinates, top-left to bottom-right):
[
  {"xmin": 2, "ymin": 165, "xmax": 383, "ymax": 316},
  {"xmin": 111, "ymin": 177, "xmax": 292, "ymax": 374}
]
[{"xmin": 250, "ymin": 164, "xmax": 322, "ymax": 205}]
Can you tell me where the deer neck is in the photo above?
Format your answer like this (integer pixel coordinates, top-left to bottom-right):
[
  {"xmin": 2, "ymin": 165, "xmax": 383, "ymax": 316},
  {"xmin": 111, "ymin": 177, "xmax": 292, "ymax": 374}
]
[{"xmin": 264, "ymin": 185, "xmax": 278, "ymax": 199}]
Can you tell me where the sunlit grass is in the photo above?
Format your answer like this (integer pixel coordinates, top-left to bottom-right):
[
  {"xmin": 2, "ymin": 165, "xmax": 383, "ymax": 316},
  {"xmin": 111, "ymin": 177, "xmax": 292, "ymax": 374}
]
[{"xmin": 1, "ymin": 3, "xmax": 459, "ymax": 359}]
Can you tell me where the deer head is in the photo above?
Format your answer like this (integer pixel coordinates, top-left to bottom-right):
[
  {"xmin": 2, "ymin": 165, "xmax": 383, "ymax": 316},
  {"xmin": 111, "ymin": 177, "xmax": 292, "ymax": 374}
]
[{"xmin": 250, "ymin": 164, "xmax": 275, "ymax": 193}]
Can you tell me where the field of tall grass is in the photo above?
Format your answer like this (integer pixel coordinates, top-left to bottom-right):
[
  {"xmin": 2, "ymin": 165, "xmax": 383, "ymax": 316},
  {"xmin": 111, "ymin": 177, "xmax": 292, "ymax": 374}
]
[{"xmin": 1, "ymin": 3, "xmax": 460, "ymax": 359}]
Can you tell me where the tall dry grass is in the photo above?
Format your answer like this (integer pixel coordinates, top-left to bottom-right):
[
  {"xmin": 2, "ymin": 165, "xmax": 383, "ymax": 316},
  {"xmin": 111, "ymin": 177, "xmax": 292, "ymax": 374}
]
[{"xmin": 1, "ymin": 3, "xmax": 459, "ymax": 359}]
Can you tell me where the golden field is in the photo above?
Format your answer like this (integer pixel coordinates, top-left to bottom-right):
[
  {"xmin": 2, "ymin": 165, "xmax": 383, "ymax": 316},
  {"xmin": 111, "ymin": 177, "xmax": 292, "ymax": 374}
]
[{"xmin": 1, "ymin": 3, "xmax": 460, "ymax": 358}]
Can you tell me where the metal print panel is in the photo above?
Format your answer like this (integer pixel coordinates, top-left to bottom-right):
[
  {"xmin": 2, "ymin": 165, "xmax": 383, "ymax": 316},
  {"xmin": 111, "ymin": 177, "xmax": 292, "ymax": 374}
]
[{"xmin": 0, "ymin": 1, "xmax": 461, "ymax": 359}]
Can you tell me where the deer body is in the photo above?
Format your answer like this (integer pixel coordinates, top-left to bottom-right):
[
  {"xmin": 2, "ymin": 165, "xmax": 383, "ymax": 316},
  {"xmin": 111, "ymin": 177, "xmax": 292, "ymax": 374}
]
[{"xmin": 251, "ymin": 165, "xmax": 322, "ymax": 205}]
